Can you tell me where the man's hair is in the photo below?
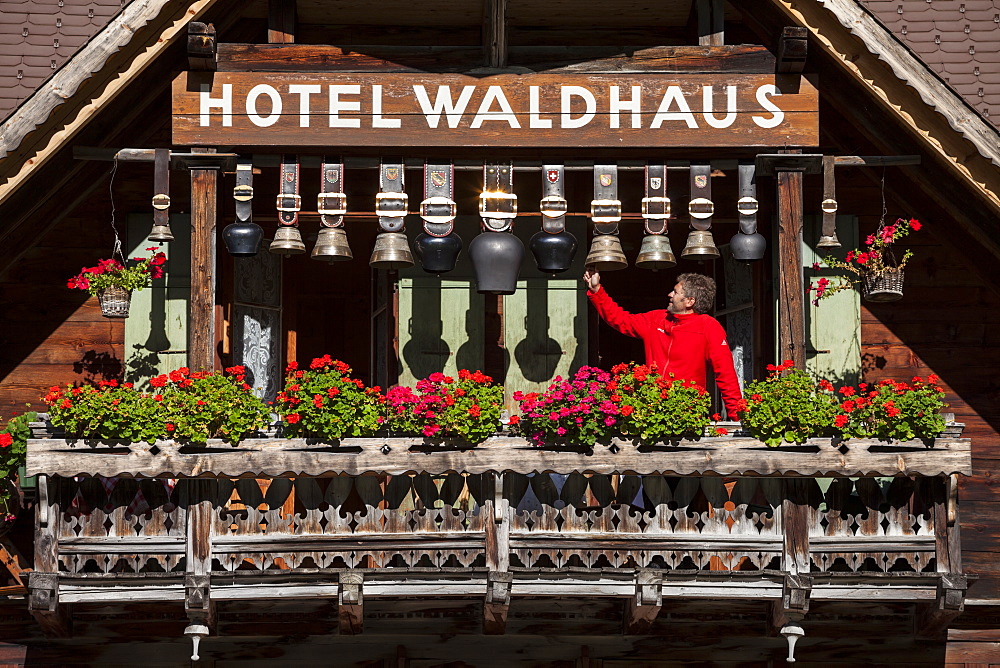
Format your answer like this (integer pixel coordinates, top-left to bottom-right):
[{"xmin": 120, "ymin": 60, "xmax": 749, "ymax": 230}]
[{"xmin": 677, "ymin": 273, "xmax": 716, "ymax": 314}]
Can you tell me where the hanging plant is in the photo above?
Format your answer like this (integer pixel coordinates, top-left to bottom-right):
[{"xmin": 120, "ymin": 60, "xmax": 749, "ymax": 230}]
[
  {"xmin": 66, "ymin": 247, "xmax": 167, "ymax": 318},
  {"xmin": 810, "ymin": 217, "xmax": 922, "ymax": 304}
]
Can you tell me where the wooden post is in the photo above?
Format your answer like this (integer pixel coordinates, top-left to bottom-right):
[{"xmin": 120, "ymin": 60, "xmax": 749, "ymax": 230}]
[
  {"xmin": 183, "ymin": 480, "xmax": 216, "ymax": 630},
  {"xmin": 917, "ymin": 476, "xmax": 966, "ymax": 637},
  {"xmin": 28, "ymin": 476, "xmax": 70, "ymax": 637},
  {"xmin": 771, "ymin": 479, "xmax": 811, "ymax": 630},
  {"xmin": 624, "ymin": 570, "xmax": 662, "ymax": 634},
  {"xmin": 776, "ymin": 150, "xmax": 807, "ymax": 370},
  {"xmin": 189, "ymin": 148, "xmax": 218, "ymax": 373},
  {"xmin": 483, "ymin": 472, "xmax": 511, "ymax": 634},
  {"xmin": 482, "ymin": 0, "xmax": 508, "ymax": 68},
  {"xmin": 268, "ymin": 0, "xmax": 296, "ymax": 44},
  {"xmin": 697, "ymin": 0, "xmax": 725, "ymax": 46},
  {"xmin": 339, "ymin": 570, "xmax": 364, "ymax": 634}
]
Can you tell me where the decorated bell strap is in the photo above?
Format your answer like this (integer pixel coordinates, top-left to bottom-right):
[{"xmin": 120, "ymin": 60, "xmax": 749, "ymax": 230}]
[
  {"xmin": 818, "ymin": 155, "xmax": 841, "ymax": 247},
  {"xmin": 480, "ymin": 162, "xmax": 516, "ymax": 232},
  {"xmin": 592, "ymin": 163, "xmax": 622, "ymax": 235},
  {"xmin": 376, "ymin": 159, "xmax": 408, "ymax": 233},
  {"xmin": 688, "ymin": 163, "xmax": 713, "ymax": 231},
  {"xmin": 234, "ymin": 159, "xmax": 253, "ymax": 222},
  {"xmin": 540, "ymin": 164, "xmax": 567, "ymax": 234},
  {"xmin": 642, "ymin": 163, "xmax": 669, "ymax": 235},
  {"xmin": 737, "ymin": 161, "xmax": 759, "ymax": 235},
  {"xmin": 152, "ymin": 148, "xmax": 171, "ymax": 225},
  {"xmin": 277, "ymin": 155, "xmax": 301, "ymax": 227},
  {"xmin": 318, "ymin": 157, "xmax": 346, "ymax": 228},
  {"xmin": 420, "ymin": 161, "xmax": 457, "ymax": 237}
]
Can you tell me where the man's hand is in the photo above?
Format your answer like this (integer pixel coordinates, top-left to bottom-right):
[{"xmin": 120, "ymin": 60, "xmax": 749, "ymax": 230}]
[{"xmin": 583, "ymin": 265, "xmax": 601, "ymax": 293}]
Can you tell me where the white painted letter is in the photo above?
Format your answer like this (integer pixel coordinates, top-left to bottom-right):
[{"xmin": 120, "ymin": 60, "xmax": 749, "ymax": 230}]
[
  {"xmin": 288, "ymin": 84, "xmax": 320, "ymax": 128},
  {"xmin": 528, "ymin": 86, "xmax": 552, "ymax": 128},
  {"xmin": 702, "ymin": 85, "xmax": 737, "ymax": 129},
  {"xmin": 752, "ymin": 84, "xmax": 784, "ymax": 128},
  {"xmin": 200, "ymin": 83, "xmax": 232, "ymax": 127},
  {"xmin": 328, "ymin": 84, "xmax": 361, "ymax": 128},
  {"xmin": 610, "ymin": 85, "xmax": 641, "ymax": 129},
  {"xmin": 246, "ymin": 84, "xmax": 281, "ymax": 127},
  {"xmin": 650, "ymin": 86, "xmax": 698, "ymax": 129},
  {"xmin": 372, "ymin": 84, "xmax": 401, "ymax": 128},
  {"xmin": 470, "ymin": 85, "xmax": 521, "ymax": 128},
  {"xmin": 412, "ymin": 85, "xmax": 476, "ymax": 128},
  {"xmin": 560, "ymin": 86, "xmax": 596, "ymax": 129}
]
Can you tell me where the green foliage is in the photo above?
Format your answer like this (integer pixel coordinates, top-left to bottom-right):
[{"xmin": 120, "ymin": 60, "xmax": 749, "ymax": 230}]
[
  {"xmin": 612, "ymin": 363, "xmax": 712, "ymax": 442},
  {"xmin": 385, "ymin": 370, "xmax": 504, "ymax": 443},
  {"xmin": 276, "ymin": 356, "xmax": 385, "ymax": 440},
  {"xmin": 834, "ymin": 375, "xmax": 947, "ymax": 442},
  {"xmin": 740, "ymin": 361, "xmax": 839, "ymax": 447},
  {"xmin": 0, "ymin": 410, "xmax": 37, "ymax": 500},
  {"xmin": 45, "ymin": 380, "xmax": 167, "ymax": 443},
  {"xmin": 513, "ymin": 366, "xmax": 620, "ymax": 445}
]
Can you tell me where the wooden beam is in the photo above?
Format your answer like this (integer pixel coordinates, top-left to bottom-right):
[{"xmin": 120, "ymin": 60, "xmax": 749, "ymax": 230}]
[
  {"xmin": 339, "ymin": 571, "xmax": 364, "ymax": 635},
  {"xmin": 483, "ymin": 473, "xmax": 511, "ymax": 635},
  {"xmin": 777, "ymin": 26, "xmax": 808, "ymax": 73},
  {"xmin": 0, "ymin": 538, "xmax": 29, "ymax": 587},
  {"xmin": 775, "ymin": 149, "xmax": 806, "ymax": 370},
  {"xmin": 189, "ymin": 148, "xmax": 218, "ymax": 373},
  {"xmin": 187, "ymin": 22, "xmax": 217, "ymax": 71},
  {"xmin": 624, "ymin": 570, "xmax": 662, "ymax": 634},
  {"xmin": 482, "ymin": 0, "xmax": 508, "ymax": 68},
  {"xmin": 268, "ymin": 0, "xmax": 296, "ymax": 44},
  {"xmin": 29, "ymin": 477, "xmax": 71, "ymax": 637},
  {"xmin": 697, "ymin": 0, "xmax": 725, "ymax": 46},
  {"xmin": 183, "ymin": 480, "xmax": 216, "ymax": 629}
]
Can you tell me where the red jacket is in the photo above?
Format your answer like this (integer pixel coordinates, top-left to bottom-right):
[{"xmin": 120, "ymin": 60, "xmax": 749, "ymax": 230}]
[{"xmin": 588, "ymin": 287, "xmax": 743, "ymax": 417}]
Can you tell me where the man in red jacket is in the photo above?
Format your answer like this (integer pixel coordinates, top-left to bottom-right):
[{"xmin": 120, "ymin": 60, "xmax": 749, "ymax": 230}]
[{"xmin": 583, "ymin": 267, "xmax": 743, "ymax": 418}]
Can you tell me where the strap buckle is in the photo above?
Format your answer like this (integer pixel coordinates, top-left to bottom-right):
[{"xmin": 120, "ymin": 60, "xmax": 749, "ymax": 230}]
[
  {"xmin": 689, "ymin": 197, "xmax": 714, "ymax": 219},
  {"xmin": 641, "ymin": 196, "xmax": 671, "ymax": 220},
  {"xmin": 151, "ymin": 193, "xmax": 171, "ymax": 210},
  {"xmin": 317, "ymin": 192, "xmax": 347, "ymax": 216},
  {"xmin": 276, "ymin": 193, "xmax": 301, "ymax": 212},
  {"xmin": 539, "ymin": 195, "xmax": 568, "ymax": 219},
  {"xmin": 376, "ymin": 192, "xmax": 409, "ymax": 217},
  {"xmin": 479, "ymin": 192, "xmax": 518, "ymax": 219},
  {"xmin": 590, "ymin": 198, "xmax": 622, "ymax": 223},
  {"xmin": 420, "ymin": 196, "xmax": 457, "ymax": 224},
  {"xmin": 233, "ymin": 184, "xmax": 254, "ymax": 202}
]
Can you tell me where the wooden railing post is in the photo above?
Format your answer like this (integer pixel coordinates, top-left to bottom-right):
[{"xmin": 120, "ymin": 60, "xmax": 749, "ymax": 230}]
[
  {"xmin": 183, "ymin": 480, "xmax": 216, "ymax": 632},
  {"xmin": 776, "ymin": 151, "xmax": 807, "ymax": 370},
  {"xmin": 773, "ymin": 479, "xmax": 812, "ymax": 628},
  {"xmin": 917, "ymin": 475, "xmax": 966, "ymax": 637},
  {"xmin": 28, "ymin": 475, "xmax": 71, "ymax": 637},
  {"xmin": 483, "ymin": 472, "xmax": 511, "ymax": 634},
  {"xmin": 189, "ymin": 148, "xmax": 219, "ymax": 373}
]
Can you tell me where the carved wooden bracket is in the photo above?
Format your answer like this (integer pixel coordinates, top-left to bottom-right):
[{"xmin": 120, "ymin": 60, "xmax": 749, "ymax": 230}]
[
  {"xmin": 339, "ymin": 571, "xmax": 364, "ymax": 635},
  {"xmin": 625, "ymin": 570, "xmax": 663, "ymax": 634},
  {"xmin": 185, "ymin": 574, "xmax": 211, "ymax": 615},
  {"xmin": 782, "ymin": 573, "xmax": 813, "ymax": 615},
  {"xmin": 916, "ymin": 573, "xmax": 968, "ymax": 638},
  {"xmin": 187, "ymin": 23, "xmax": 217, "ymax": 72},
  {"xmin": 777, "ymin": 26, "xmax": 808, "ymax": 73},
  {"xmin": 28, "ymin": 572, "xmax": 71, "ymax": 637},
  {"xmin": 483, "ymin": 570, "xmax": 512, "ymax": 635}
]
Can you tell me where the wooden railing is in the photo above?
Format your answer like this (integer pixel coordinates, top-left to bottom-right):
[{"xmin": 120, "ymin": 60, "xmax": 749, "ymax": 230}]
[{"xmin": 24, "ymin": 431, "xmax": 971, "ymax": 642}]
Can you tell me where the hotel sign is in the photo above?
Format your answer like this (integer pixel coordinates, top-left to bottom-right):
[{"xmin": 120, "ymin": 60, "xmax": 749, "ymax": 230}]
[{"xmin": 172, "ymin": 72, "xmax": 818, "ymax": 147}]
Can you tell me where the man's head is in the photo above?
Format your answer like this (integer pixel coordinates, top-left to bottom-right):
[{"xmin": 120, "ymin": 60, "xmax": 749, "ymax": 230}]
[{"xmin": 668, "ymin": 273, "xmax": 716, "ymax": 315}]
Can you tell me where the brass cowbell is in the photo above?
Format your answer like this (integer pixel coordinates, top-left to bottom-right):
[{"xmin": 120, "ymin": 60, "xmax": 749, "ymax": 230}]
[
  {"xmin": 369, "ymin": 232, "xmax": 413, "ymax": 269},
  {"xmin": 147, "ymin": 224, "xmax": 174, "ymax": 242},
  {"xmin": 635, "ymin": 234, "xmax": 677, "ymax": 270},
  {"xmin": 311, "ymin": 227, "xmax": 353, "ymax": 262},
  {"xmin": 269, "ymin": 226, "xmax": 306, "ymax": 254},
  {"xmin": 584, "ymin": 234, "xmax": 628, "ymax": 271},
  {"xmin": 680, "ymin": 229, "xmax": 720, "ymax": 260}
]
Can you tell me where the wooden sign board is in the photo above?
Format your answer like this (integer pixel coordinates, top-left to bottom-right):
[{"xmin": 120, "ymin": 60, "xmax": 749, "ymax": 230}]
[{"xmin": 172, "ymin": 72, "xmax": 818, "ymax": 147}]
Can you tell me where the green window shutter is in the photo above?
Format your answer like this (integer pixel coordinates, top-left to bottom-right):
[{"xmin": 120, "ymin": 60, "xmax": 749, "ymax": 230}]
[
  {"xmin": 802, "ymin": 214, "xmax": 860, "ymax": 385},
  {"xmin": 124, "ymin": 214, "xmax": 190, "ymax": 388}
]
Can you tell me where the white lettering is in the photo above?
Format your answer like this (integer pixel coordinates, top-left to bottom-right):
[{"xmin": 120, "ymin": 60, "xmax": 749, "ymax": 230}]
[
  {"xmin": 413, "ymin": 85, "xmax": 476, "ymax": 128},
  {"xmin": 328, "ymin": 84, "xmax": 361, "ymax": 128},
  {"xmin": 470, "ymin": 86, "xmax": 521, "ymax": 128},
  {"xmin": 528, "ymin": 86, "xmax": 551, "ymax": 128},
  {"xmin": 650, "ymin": 86, "xmax": 698, "ymax": 129},
  {"xmin": 246, "ymin": 84, "xmax": 282, "ymax": 127},
  {"xmin": 560, "ymin": 86, "xmax": 596, "ymax": 129},
  {"xmin": 610, "ymin": 85, "xmax": 641, "ymax": 129},
  {"xmin": 371, "ymin": 84, "xmax": 401, "ymax": 128},
  {"xmin": 288, "ymin": 84, "xmax": 320, "ymax": 128},
  {"xmin": 752, "ymin": 84, "xmax": 784, "ymax": 128},
  {"xmin": 702, "ymin": 85, "xmax": 737, "ymax": 129},
  {"xmin": 200, "ymin": 83, "xmax": 232, "ymax": 127}
]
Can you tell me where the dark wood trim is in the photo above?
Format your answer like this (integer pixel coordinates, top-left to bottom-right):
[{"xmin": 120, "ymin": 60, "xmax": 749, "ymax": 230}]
[
  {"xmin": 189, "ymin": 149, "xmax": 218, "ymax": 373},
  {"xmin": 775, "ymin": 149, "xmax": 806, "ymax": 370},
  {"xmin": 267, "ymin": 0, "xmax": 296, "ymax": 44},
  {"xmin": 482, "ymin": 0, "xmax": 508, "ymax": 68}
]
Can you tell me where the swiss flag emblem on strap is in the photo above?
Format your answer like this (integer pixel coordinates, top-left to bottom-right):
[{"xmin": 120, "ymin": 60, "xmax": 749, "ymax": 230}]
[{"xmin": 721, "ymin": 339, "xmax": 728, "ymax": 345}]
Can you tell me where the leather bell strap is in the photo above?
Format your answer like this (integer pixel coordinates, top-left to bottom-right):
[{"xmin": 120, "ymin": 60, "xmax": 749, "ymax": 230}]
[
  {"xmin": 591, "ymin": 163, "xmax": 621, "ymax": 235},
  {"xmin": 737, "ymin": 161, "xmax": 759, "ymax": 235},
  {"xmin": 642, "ymin": 163, "xmax": 669, "ymax": 235},
  {"xmin": 277, "ymin": 155, "xmax": 301, "ymax": 227},
  {"xmin": 688, "ymin": 163, "xmax": 713, "ymax": 232},
  {"xmin": 152, "ymin": 148, "xmax": 171, "ymax": 227},
  {"xmin": 421, "ymin": 161, "xmax": 457, "ymax": 237},
  {"xmin": 234, "ymin": 159, "xmax": 253, "ymax": 223},
  {"xmin": 319, "ymin": 157, "xmax": 346, "ymax": 228},
  {"xmin": 480, "ymin": 162, "xmax": 516, "ymax": 232},
  {"xmin": 540, "ymin": 164, "xmax": 567, "ymax": 234},
  {"xmin": 376, "ymin": 160, "xmax": 407, "ymax": 232},
  {"xmin": 820, "ymin": 155, "xmax": 840, "ymax": 244}
]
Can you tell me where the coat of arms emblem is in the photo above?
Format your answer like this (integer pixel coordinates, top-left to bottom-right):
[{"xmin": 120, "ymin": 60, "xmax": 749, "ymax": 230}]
[
  {"xmin": 649, "ymin": 177, "xmax": 662, "ymax": 191},
  {"xmin": 694, "ymin": 174, "xmax": 708, "ymax": 189},
  {"xmin": 430, "ymin": 171, "xmax": 446, "ymax": 187},
  {"xmin": 385, "ymin": 167, "xmax": 399, "ymax": 181},
  {"xmin": 325, "ymin": 168, "xmax": 339, "ymax": 183},
  {"xmin": 547, "ymin": 169, "xmax": 560, "ymax": 183},
  {"xmin": 599, "ymin": 173, "xmax": 613, "ymax": 187}
]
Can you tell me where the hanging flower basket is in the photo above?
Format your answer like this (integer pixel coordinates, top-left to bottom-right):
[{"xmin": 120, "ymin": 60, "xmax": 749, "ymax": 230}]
[
  {"xmin": 97, "ymin": 285, "xmax": 132, "ymax": 318},
  {"xmin": 862, "ymin": 269, "xmax": 904, "ymax": 302}
]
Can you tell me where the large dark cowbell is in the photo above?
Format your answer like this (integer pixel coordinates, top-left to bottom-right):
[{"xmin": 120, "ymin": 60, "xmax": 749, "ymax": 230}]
[
  {"xmin": 469, "ymin": 231, "xmax": 524, "ymax": 295},
  {"xmin": 730, "ymin": 232, "xmax": 766, "ymax": 261},
  {"xmin": 529, "ymin": 230, "xmax": 577, "ymax": 274},
  {"xmin": 222, "ymin": 221, "xmax": 263, "ymax": 257},
  {"xmin": 414, "ymin": 232, "xmax": 463, "ymax": 274}
]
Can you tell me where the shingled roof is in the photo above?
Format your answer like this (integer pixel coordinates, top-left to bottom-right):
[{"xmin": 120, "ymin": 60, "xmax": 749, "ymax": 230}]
[
  {"xmin": 867, "ymin": 0, "xmax": 1000, "ymax": 130},
  {"xmin": 0, "ymin": 0, "xmax": 128, "ymax": 122}
]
